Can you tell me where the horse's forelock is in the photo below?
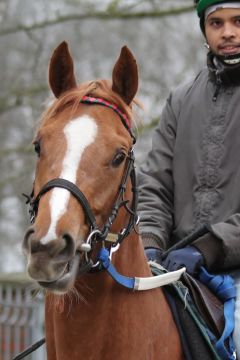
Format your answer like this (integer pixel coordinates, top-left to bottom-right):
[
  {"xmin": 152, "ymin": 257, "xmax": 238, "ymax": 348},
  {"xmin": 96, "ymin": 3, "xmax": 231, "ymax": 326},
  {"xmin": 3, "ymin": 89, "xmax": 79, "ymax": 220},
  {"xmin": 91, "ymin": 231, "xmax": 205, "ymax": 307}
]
[{"xmin": 39, "ymin": 80, "xmax": 134, "ymax": 129}]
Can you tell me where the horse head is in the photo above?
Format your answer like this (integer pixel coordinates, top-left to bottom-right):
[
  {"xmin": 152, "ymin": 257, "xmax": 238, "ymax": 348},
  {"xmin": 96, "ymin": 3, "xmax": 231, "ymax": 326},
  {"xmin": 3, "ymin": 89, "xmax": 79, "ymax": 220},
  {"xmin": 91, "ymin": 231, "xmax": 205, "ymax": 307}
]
[{"xmin": 23, "ymin": 41, "xmax": 138, "ymax": 294}]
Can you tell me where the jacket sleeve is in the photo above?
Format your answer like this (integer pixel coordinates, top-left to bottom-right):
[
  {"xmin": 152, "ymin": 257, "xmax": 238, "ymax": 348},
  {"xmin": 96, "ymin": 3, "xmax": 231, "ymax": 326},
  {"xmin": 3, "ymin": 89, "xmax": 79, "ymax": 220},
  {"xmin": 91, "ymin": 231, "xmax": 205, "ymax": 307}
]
[
  {"xmin": 137, "ymin": 92, "xmax": 178, "ymax": 251},
  {"xmin": 194, "ymin": 216, "xmax": 240, "ymax": 271},
  {"xmin": 210, "ymin": 216, "xmax": 240, "ymax": 270}
]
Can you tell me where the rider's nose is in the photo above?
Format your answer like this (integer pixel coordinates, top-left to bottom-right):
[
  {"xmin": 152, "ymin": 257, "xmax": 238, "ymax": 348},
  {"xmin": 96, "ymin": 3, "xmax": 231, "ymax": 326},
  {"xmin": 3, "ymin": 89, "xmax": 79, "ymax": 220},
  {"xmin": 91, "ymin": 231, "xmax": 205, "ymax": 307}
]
[{"xmin": 222, "ymin": 23, "xmax": 236, "ymax": 39}]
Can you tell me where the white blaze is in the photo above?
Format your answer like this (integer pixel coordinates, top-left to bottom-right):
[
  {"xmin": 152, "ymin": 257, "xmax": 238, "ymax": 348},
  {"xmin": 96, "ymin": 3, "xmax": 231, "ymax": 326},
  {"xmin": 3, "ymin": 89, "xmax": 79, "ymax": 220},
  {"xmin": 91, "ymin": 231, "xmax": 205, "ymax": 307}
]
[{"xmin": 40, "ymin": 115, "xmax": 97, "ymax": 245}]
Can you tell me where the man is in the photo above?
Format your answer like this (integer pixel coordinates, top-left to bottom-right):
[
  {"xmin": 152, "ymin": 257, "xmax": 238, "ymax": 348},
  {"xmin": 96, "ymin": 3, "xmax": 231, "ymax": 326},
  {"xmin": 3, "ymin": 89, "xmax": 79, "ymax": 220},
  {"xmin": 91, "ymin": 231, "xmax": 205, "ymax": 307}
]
[{"xmin": 137, "ymin": 0, "xmax": 240, "ymax": 357}]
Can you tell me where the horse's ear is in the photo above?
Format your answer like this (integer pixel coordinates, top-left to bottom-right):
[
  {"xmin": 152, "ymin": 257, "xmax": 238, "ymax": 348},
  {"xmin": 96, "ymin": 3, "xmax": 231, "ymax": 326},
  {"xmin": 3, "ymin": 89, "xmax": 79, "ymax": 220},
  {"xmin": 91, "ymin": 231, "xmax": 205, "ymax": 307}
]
[
  {"xmin": 112, "ymin": 46, "xmax": 138, "ymax": 105},
  {"xmin": 49, "ymin": 41, "xmax": 77, "ymax": 98}
]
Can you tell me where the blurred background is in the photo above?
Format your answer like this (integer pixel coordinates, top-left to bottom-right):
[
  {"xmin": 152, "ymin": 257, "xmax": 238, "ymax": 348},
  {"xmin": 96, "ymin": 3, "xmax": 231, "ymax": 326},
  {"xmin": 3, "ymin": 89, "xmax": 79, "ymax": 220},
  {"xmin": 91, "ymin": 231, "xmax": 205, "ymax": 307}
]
[{"xmin": 0, "ymin": 0, "xmax": 206, "ymax": 273}]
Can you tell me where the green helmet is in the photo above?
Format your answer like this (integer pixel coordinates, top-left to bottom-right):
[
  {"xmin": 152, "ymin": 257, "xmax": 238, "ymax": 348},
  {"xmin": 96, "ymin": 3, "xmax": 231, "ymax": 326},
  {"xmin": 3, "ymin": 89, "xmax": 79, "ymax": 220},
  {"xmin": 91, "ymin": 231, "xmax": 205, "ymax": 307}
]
[
  {"xmin": 195, "ymin": 0, "xmax": 240, "ymax": 33},
  {"xmin": 196, "ymin": 0, "xmax": 240, "ymax": 17}
]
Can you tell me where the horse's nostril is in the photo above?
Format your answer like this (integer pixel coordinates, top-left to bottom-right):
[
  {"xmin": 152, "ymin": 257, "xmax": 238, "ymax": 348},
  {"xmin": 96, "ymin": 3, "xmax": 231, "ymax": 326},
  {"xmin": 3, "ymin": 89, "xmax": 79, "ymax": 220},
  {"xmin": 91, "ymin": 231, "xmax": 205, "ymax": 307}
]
[
  {"xmin": 46, "ymin": 234, "xmax": 75, "ymax": 261},
  {"xmin": 60, "ymin": 234, "xmax": 75, "ymax": 259},
  {"xmin": 23, "ymin": 227, "xmax": 35, "ymax": 252},
  {"xmin": 23, "ymin": 229, "xmax": 75, "ymax": 263}
]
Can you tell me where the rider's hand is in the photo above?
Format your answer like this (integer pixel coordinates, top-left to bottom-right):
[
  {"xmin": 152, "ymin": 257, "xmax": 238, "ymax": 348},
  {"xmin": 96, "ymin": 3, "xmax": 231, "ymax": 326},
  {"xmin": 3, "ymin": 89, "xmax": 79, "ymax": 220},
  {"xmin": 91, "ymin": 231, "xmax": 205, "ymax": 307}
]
[
  {"xmin": 162, "ymin": 246, "xmax": 204, "ymax": 275},
  {"xmin": 144, "ymin": 247, "xmax": 163, "ymax": 264}
]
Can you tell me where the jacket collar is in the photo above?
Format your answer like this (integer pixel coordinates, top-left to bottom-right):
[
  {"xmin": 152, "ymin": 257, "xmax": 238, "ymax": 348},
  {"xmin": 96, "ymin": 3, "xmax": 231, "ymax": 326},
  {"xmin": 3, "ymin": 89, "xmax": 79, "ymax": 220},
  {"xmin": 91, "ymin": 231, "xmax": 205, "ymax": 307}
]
[{"xmin": 207, "ymin": 52, "xmax": 240, "ymax": 86}]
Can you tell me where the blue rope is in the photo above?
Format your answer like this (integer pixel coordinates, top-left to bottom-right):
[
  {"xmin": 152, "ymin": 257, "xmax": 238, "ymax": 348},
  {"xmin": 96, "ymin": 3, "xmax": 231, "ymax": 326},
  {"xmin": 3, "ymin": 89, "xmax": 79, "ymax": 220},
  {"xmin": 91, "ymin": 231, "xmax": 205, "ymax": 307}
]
[
  {"xmin": 199, "ymin": 267, "xmax": 237, "ymax": 360},
  {"xmin": 98, "ymin": 248, "xmax": 135, "ymax": 289}
]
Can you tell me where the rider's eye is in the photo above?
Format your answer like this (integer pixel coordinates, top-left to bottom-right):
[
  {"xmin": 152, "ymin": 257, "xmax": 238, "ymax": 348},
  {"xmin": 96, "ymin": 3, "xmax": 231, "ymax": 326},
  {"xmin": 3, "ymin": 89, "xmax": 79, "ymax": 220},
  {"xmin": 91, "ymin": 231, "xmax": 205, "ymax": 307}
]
[
  {"xmin": 112, "ymin": 151, "xmax": 126, "ymax": 167},
  {"xmin": 33, "ymin": 141, "xmax": 41, "ymax": 157},
  {"xmin": 208, "ymin": 19, "xmax": 222, "ymax": 28}
]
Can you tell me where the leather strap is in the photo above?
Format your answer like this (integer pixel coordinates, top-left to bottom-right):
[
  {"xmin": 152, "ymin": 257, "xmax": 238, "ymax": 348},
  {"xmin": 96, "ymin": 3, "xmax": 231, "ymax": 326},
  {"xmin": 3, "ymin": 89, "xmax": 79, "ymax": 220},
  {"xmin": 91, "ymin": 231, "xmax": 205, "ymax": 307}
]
[{"xmin": 31, "ymin": 178, "xmax": 97, "ymax": 228}]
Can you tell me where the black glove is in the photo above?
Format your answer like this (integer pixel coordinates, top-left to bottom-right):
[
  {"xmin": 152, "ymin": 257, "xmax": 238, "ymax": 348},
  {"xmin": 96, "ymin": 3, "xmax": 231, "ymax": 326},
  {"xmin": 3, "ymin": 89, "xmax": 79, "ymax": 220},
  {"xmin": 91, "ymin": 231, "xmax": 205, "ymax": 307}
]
[
  {"xmin": 162, "ymin": 246, "xmax": 204, "ymax": 275},
  {"xmin": 144, "ymin": 247, "xmax": 162, "ymax": 264}
]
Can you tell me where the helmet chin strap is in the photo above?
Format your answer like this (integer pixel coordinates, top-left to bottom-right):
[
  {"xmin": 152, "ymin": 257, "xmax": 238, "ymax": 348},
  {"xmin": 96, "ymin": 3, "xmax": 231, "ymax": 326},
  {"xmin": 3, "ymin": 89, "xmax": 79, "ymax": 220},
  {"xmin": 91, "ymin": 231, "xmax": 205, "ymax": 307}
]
[
  {"xmin": 206, "ymin": 44, "xmax": 240, "ymax": 65},
  {"xmin": 216, "ymin": 52, "xmax": 240, "ymax": 65}
]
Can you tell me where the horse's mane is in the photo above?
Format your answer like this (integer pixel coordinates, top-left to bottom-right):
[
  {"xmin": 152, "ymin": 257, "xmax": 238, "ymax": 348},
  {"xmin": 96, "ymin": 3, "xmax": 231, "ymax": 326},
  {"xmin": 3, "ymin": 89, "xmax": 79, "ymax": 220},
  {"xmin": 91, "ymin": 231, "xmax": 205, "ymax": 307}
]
[{"xmin": 40, "ymin": 80, "xmax": 135, "ymax": 129}]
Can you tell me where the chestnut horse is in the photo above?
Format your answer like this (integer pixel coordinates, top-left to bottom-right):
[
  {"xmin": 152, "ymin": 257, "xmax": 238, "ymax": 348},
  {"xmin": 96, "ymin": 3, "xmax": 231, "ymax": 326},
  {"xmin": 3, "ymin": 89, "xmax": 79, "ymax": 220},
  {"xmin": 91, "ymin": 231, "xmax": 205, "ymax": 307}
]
[{"xmin": 23, "ymin": 42, "xmax": 183, "ymax": 360}]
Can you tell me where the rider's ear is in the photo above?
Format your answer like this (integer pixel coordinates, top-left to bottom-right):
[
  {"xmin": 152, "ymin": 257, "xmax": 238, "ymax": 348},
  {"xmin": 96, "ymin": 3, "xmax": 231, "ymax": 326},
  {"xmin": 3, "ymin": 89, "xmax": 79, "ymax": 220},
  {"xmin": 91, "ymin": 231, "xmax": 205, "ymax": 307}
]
[
  {"xmin": 49, "ymin": 41, "xmax": 77, "ymax": 98},
  {"xmin": 112, "ymin": 46, "xmax": 138, "ymax": 105}
]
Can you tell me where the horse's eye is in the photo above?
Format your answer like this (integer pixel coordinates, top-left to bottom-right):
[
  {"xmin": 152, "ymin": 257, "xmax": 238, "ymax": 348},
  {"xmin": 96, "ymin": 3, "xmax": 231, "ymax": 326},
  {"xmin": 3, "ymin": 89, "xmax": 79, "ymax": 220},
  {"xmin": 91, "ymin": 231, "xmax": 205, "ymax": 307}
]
[
  {"xmin": 33, "ymin": 141, "xmax": 41, "ymax": 157},
  {"xmin": 112, "ymin": 152, "xmax": 126, "ymax": 167}
]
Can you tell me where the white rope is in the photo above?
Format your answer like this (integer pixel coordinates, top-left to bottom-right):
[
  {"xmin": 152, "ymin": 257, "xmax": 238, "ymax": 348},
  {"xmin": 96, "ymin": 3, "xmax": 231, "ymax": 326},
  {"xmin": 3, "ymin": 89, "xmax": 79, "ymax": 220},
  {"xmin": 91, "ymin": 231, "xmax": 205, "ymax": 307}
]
[{"xmin": 134, "ymin": 262, "xmax": 186, "ymax": 291}]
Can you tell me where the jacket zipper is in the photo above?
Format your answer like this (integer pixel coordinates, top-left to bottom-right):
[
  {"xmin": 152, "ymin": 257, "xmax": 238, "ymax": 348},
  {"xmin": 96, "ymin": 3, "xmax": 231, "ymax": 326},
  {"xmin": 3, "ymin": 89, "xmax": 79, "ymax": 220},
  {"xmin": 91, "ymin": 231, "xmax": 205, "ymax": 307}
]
[{"xmin": 212, "ymin": 71, "xmax": 222, "ymax": 102}]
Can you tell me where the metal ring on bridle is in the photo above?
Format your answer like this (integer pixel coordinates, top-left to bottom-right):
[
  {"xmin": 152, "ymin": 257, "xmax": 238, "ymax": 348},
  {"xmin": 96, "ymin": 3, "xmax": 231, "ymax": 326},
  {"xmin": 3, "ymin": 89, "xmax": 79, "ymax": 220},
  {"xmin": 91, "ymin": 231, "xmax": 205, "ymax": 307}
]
[{"xmin": 80, "ymin": 229, "xmax": 102, "ymax": 264}]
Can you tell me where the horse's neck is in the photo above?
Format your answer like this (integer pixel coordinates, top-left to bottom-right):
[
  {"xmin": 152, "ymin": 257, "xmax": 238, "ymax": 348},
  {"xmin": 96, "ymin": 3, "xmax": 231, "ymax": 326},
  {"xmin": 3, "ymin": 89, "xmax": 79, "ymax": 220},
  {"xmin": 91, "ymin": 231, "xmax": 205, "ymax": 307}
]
[
  {"xmin": 45, "ymin": 229, "xmax": 184, "ymax": 360},
  {"xmin": 45, "ymin": 196, "xmax": 183, "ymax": 359},
  {"xmin": 45, "ymin": 176, "xmax": 184, "ymax": 359}
]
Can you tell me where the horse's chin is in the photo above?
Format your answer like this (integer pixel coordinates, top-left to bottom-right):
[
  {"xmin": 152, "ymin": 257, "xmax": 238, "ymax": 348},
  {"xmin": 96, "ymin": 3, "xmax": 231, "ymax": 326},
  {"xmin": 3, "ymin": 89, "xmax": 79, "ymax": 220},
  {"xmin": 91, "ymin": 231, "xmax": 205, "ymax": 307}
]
[{"xmin": 38, "ymin": 255, "xmax": 80, "ymax": 294}]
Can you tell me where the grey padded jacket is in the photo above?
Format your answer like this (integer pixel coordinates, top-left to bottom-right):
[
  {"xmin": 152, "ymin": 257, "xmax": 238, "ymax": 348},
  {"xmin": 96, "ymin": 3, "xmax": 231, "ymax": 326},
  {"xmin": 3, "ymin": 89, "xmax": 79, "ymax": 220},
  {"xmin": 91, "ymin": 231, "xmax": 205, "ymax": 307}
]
[{"xmin": 138, "ymin": 53, "xmax": 240, "ymax": 271}]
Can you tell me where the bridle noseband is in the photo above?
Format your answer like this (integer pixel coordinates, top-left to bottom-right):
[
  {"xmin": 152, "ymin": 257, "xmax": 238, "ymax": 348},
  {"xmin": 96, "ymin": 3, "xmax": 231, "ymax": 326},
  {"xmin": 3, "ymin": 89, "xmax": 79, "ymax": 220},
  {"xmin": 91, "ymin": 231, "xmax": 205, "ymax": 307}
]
[
  {"xmin": 24, "ymin": 96, "xmax": 138, "ymax": 267},
  {"xmin": 29, "ymin": 178, "xmax": 97, "ymax": 229}
]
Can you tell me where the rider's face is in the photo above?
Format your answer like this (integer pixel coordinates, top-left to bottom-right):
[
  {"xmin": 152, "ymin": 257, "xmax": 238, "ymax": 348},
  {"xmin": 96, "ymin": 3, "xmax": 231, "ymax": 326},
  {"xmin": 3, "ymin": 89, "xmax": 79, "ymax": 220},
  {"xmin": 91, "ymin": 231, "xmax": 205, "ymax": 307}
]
[{"xmin": 205, "ymin": 8, "xmax": 240, "ymax": 56}]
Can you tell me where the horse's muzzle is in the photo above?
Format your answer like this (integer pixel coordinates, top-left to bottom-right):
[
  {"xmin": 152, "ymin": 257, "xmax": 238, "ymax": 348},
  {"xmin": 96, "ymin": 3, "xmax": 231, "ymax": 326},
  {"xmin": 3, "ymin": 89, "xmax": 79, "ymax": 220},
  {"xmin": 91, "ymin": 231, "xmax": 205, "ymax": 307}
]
[
  {"xmin": 23, "ymin": 227, "xmax": 80, "ymax": 292},
  {"xmin": 38, "ymin": 254, "xmax": 81, "ymax": 293}
]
